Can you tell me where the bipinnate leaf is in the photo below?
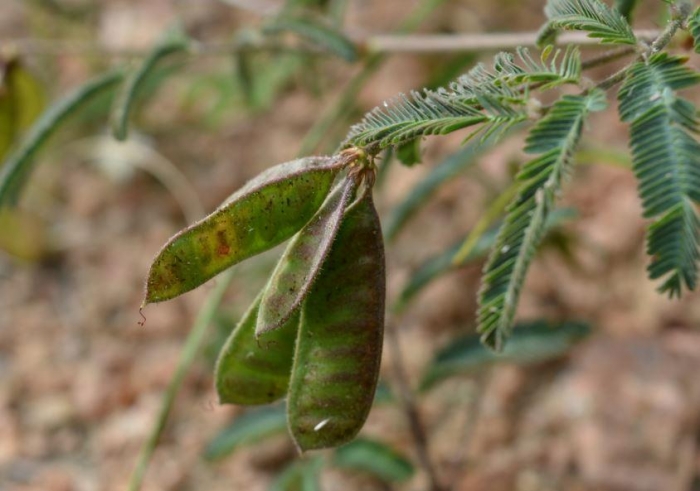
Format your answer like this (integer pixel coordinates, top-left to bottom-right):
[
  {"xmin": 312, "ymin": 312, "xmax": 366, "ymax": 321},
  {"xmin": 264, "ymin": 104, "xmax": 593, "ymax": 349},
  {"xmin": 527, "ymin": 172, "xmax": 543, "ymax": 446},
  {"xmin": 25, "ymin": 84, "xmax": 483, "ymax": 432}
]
[
  {"xmin": 215, "ymin": 294, "xmax": 298, "ymax": 405},
  {"xmin": 478, "ymin": 91, "xmax": 606, "ymax": 351},
  {"xmin": 111, "ymin": 27, "xmax": 190, "ymax": 141},
  {"xmin": 618, "ymin": 54, "xmax": 700, "ymax": 296},
  {"xmin": 257, "ymin": 177, "xmax": 356, "ymax": 335},
  {"xmin": 690, "ymin": 8, "xmax": 700, "ymax": 54},
  {"xmin": 144, "ymin": 156, "xmax": 346, "ymax": 304},
  {"xmin": 204, "ymin": 404, "xmax": 287, "ymax": 460},
  {"xmin": 544, "ymin": 0, "xmax": 636, "ymax": 45},
  {"xmin": 0, "ymin": 70, "xmax": 123, "ymax": 207},
  {"xmin": 344, "ymin": 47, "xmax": 580, "ymax": 149},
  {"xmin": 333, "ymin": 438, "xmax": 415, "ymax": 483},
  {"xmin": 420, "ymin": 320, "xmax": 591, "ymax": 390},
  {"xmin": 287, "ymin": 191, "xmax": 385, "ymax": 451}
]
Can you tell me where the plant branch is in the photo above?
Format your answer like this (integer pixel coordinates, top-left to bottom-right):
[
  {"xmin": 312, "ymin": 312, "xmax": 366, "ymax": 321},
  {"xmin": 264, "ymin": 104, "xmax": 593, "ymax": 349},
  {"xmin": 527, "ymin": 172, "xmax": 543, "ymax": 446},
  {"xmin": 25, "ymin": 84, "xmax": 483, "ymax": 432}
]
[
  {"xmin": 127, "ymin": 270, "xmax": 235, "ymax": 491},
  {"xmin": 594, "ymin": 5, "xmax": 693, "ymax": 93},
  {"xmin": 580, "ymin": 45, "xmax": 637, "ymax": 70},
  {"xmin": 649, "ymin": 1, "xmax": 693, "ymax": 54},
  {"xmin": 366, "ymin": 29, "xmax": 658, "ymax": 53},
  {"xmin": 2, "ymin": 29, "xmax": 661, "ymax": 59}
]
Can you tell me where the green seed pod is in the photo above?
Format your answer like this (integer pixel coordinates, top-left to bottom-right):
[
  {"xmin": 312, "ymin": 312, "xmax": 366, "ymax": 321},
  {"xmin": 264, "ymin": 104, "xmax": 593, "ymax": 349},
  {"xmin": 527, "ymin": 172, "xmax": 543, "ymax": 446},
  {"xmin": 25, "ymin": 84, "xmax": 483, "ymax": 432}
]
[
  {"xmin": 256, "ymin": 178, "xmax": 357, "ymax": 336},
  {"xmin": 215, "ymin": 293, "xmax": 298, "ymax": 405},
  {"xmin": 287, "ymin": 189, "xmax": 385, "ymax": 451},
  {"xmin": 144, "ymin": 156, "xmax": 345, "ymax": 304}
]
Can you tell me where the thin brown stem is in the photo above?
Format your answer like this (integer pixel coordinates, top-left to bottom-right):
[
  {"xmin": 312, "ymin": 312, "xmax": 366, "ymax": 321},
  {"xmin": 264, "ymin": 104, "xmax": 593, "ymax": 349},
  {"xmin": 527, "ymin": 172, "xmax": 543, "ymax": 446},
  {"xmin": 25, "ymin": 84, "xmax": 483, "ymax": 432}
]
[
  {"xmin": 366, "ymin": 29, "xmax": 658, "ymax": 54},
  {"xmin": 2, "ymin": 29, "xmax": 661, "ymax": 59},
  {"xmin": 580, "ymin": 45, "xmax": 637, "ymax": 71},
  {"xmin": 386, "ymin": 317, "xmax": 446, "ymax": 491}
]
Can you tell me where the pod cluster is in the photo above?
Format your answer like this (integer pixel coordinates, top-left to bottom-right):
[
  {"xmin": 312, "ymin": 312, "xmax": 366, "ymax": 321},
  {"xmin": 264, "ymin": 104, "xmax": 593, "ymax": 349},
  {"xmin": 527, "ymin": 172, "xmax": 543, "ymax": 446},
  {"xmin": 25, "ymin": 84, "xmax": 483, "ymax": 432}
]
[{"xmin": 144, "ymin": 149, "xmax": 385, "ymax": 451}]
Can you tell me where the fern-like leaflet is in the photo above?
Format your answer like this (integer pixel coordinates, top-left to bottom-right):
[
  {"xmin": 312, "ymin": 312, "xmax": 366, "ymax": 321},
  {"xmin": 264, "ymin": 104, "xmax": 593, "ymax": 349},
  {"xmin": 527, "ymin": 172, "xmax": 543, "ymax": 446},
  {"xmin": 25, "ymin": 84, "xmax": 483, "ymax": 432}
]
[
  {"xmin": 344, "ymin": 46, "xmax": 582, "ymax": 149},
  {"xmin": 544, "ymin": 0, "xmax": 636, "ymax": 45},
  {"xmin": 477, "ymin": 90, "xmax": 607, "ymax": 351},
  {"xmin": 618, "ymin": 53, "xmax": 700, "ymax": 297},
  {"xmin": 688, "ymin": 7, "xmax": 700, "ymax": 54}
]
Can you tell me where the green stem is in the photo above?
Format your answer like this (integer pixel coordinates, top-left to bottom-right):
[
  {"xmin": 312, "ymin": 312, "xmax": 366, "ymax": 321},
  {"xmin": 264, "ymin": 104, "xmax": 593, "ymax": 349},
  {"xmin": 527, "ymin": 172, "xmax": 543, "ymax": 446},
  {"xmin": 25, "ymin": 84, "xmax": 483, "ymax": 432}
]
[{"xmin": 127, "ymin": 270, "xmax": 235, "ymax": 491}]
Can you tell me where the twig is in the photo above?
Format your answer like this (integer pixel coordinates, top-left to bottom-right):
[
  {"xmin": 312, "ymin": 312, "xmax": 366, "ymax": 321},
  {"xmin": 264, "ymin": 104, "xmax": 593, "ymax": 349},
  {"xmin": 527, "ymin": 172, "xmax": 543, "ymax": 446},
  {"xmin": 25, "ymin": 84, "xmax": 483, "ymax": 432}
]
[
  {"xmin": 127, "ymin": 270, "xmax": 235, "ymax": 491},
  {"xmin": 385, "ymin": 317, "xmax": 446, "ymax": 491},
  {"xmin": 1, "ymin": 29, "xmax": 661, "ymax": 59},
  {"xmin": 444, "ymin": 374, "xmax": 489, "ymax": 491},
  {"xmin": 580, "ymin": 45, "xmax": 637, "ymax": 71},
  {"xmin": 649, "ymin": 1, "xmax": 692, "ymax": 54},
  {"xmin": 367, "ymin": 29, "xmax": 659, "ymax": 53},
  {"xmin": 593, "ymin": 6, "xmax": 691, "ymax": 93}
]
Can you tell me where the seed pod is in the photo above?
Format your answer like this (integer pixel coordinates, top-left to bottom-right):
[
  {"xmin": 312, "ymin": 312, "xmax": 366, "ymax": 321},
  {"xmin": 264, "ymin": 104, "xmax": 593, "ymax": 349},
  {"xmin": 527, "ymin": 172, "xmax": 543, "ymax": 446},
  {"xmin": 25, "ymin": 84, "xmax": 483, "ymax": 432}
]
[
  {"xmin": 256, "ymin": 178, "xmax": 357, "ymax": 336},
  {"xmin": 215, "ymin": 293, "xmax": 298, "ymax": 405},
  {"xmin": 287, "ymin": 190, "xmax": 385, "ymax": 451},
  {"xmin": 144, "ymin": 156, "xmax": 345, "ymax": 304}
]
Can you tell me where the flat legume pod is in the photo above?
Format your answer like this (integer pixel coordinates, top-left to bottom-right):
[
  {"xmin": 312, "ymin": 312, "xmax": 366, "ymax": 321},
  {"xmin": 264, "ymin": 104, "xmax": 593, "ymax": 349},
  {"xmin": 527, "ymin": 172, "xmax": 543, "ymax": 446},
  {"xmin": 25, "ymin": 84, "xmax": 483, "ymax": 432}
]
[
  {"xmin": 144, "ymin": 156, "xmax": 344, "ymax": 304},
  {"xmin": 256, "ymin": 178, "xmax": 356, "ymax": 336},
  {"xmin": 215, "ymin": 293, "xmax": 298, "ymax": 405},
  {"xmin": 287, "ymin": 190, "xmax": 385, "ymax": 451}
]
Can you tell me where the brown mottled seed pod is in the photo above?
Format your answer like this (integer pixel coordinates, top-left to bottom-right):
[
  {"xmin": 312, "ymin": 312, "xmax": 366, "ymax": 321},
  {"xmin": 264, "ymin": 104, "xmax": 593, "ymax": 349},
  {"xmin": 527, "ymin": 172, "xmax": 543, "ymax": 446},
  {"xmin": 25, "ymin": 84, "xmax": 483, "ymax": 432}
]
[
  {"xmin": 144, "ymin": 156, "xmax": 345, "ymax": 304},
  {"xmin": 287, "ymin": 190, "xmax": 385, "ymax": 451},
  {"xmin": 215, "ymin": 293, "xmax": 298, "ymax": 405},
  {"xmin": 256, "ymin": 178, "xmax": 357, "ymax": 336}
]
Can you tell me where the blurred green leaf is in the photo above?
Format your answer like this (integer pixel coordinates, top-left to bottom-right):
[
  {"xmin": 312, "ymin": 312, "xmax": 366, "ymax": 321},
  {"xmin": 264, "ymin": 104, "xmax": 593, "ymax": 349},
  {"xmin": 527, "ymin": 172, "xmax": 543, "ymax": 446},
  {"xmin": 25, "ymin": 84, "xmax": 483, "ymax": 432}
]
[
  {"xmin": 328, "ymin": 0, "xmax": 348, "ymax": 25},
  {"xmin": 0, "ymin": 81, "xmax": 14, "ymax": 161},
  {"xmin": 0, "ymin": 70, "xmax": 123, "ymax": 207},
  {"xmin": 111, "ymin": 27, "xmax": 190, "ymax": 140},
  {"xmin": 420, "ymin": 320, "xmax": 591, "ymax": 391},
  {"xmin": 333, "ymin": 438, "xmax": 415, "ymax": 483},
  {"xmin": 373, "ymin": 380, "xmax": 394, "ymax": 404},
  {"xmin": 424, "ymin": 53, "xmax": 477, "ymax": 90},
  {"xmin": 269, "ymin": 457, "xmax": 323, "ymax": 491},
  {"xmin": 235, "ymin": 50, "xmax": 303, "ymax": 110},
  {"xmin": 234, "ymin": 46, "xmax": 255, "ymax": 107},
  {"xmin": 8, "ymin": 61, "xmax": 46, "ymax": 133},
  {"xmin": 0, "ymin": 59, "xmax": 46, "ymax": 161},
  {"xmin": 395, "ymin": 227, "xmax": 498, "ymax": 311},
  {"xmin": 396, "ymin": 208, "xmax": 577, "ymax": 310},
  {"xmin": 204, "ymin": 404, "xmax": 287, "ymax": 460},
  {"xmin": 396, "ymin": 138, "xmax": 422, "ymax": 166},
  {"xmin": 452, "ymin": 181, "xmax": 521, "ymax": 265},
  {"xmin": 285, "ymin": 0, "xmax": 331, "ymax": 12},
  {"xmin": 384, "ymin": 129, "xmax": 510, "ymax": 241},
  {"xmin": 614, "ymin": 0, "xmax": 639, "ymax": 22},
  {"xmin": 265, "ymin": 15, "xmax": 358, "ymax": 62},
  {"xmin": 0, "ymin": 208, "xmax": 48, "ymax": 260}
]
